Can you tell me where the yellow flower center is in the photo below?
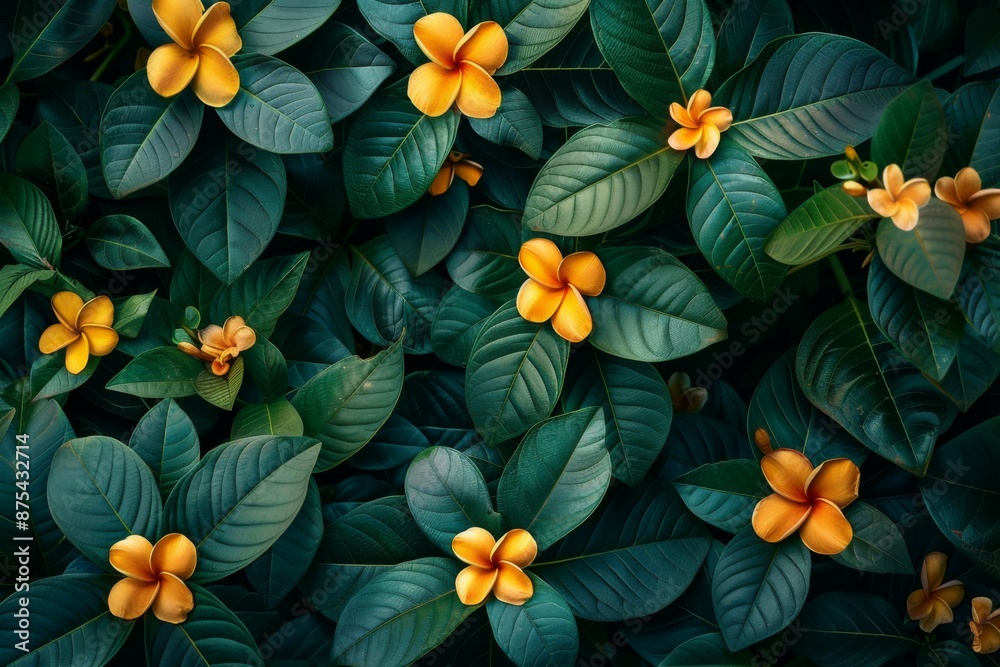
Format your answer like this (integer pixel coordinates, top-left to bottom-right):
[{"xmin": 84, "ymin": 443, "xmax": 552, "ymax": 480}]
[
  {"xmin": 38, "ymin": 291, "xmax": 119, "ymax": 375},
  {"xmin": 108, "ymin": 533, "xmax": 198, "ymax": 624},
  {"xmin": 452, "ymin": 527, "xmax": 537, "ymax": 606}
]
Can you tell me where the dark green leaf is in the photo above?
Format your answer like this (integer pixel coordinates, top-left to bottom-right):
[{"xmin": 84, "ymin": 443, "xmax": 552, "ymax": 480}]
[
  {"xmin": 7, "ymin": 0, "xmax": 117, "ymax": 81},
  {"xmin": 85, "ymin": 215, "xmax": 170, "ymax": 270},
  {"xmin": 487, "ymin": 574, "xmax": 578, "ymax": 666},
  {"xmin": 830, "ymin": 501, "xmax": 912, "ymax": 575},
  {"xmin": 765, "ymin": 185, "xmax": 877, "ymax": 265},
  {"xmin": 106, "ymin": 346, "xmax": 203, "ymax": 398},
  {"xmin": 194, "ymin": 356, "xmax": 244, "ymax": 410},
  {"xmin": 715, "ymin": 0, "xmax": 794, "ymax": 79},
  {"xmin": 446, "ymin": 206, "xmax": 523, "ymax": 299},
  {"xmin": 0, "ymin": 173, "xmax": 61, "ymax": 269},
  {"xmin": 430, "ymin": 286, "xmax": 497, "ymax": 367},
  {"xmin": 875, "ymin": 200, "xmax": 965, "ymax": 300},
  {"xmin": 871, "ymin": 80, "xmax": 948, "ymax": 181},
  {"xmin": 673, "ymin": 460, "xmax": 767, "ymax": 533},
  {"xmin": 14, "ymin": 121, "xmax": 87, "ymax": 218},
  {"xmin": 129, "ymin": 398, "xmax": 200, "ymax": 497},
  {"xmin": 210, "ymin": 252, "xmax": 309, "ymax": 337},
  {"xmin": 469, "ymin": 86, "xmax": 543, "ymax": 158},
  {"xmin": 793, "ymin": 593, "xmax": 918, "ymax": 666},
  {"xmin": 232, "ymin": 0, "xmax": 341, "ymax": 55},
  {"xmin": 964, "ymin": 7, "xmax": 1000, "ymax": 76},
  {"xmin": 386, "ymin": 185, "xmax": 469, "ymax": 277},
  {"xmin": 231, "ymin": 399, "xmax": 304, "ymax": 438}
]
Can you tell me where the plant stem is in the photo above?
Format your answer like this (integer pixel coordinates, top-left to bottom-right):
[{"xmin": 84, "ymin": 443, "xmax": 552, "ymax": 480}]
[
  {"xmin": 924, "ymin": 55, "xmax": 965, "ymax": 82},
  {"xmin": 827, "ymin": 253, "xmax": 855, "ymax": 300},
  {"xmin": 90, "ymin": 10, "xmax": 134, "ymax": 83},
  {"xmin": 786, "ymin": 242, "xmax": 868, "ymax": 275}
]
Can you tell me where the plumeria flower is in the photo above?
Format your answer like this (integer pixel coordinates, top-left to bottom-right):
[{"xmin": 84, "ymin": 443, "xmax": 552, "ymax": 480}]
[
  {"xmin": 516, "ymin": 238, "xmax": 606, "ymax": 343},
  {"xmin": 39, "ymin": 292, "xmax": 119, "ymax": 375},
  {"xmin": 667, "ymin": 372, "xmax": 708, "ymax": 413},
  {"xmin": 934, "ymin": 167, "xmax": 1000, "ymax": 243},
  {"xmin": 971, "ymin": 597, "xmax": 1000, "ymax": 654},
  {"xmin": 452, "ymin": 527, "xmax": 536, "ymax": 606},
  {"xmin": 667, "ymin": 89, "xmax": 733, "ymax": 159},
  {"xmin": 108, "ymin": 534, "xmax": 197, "ymax": 624},
  {"xmin": 751, "ymin": 449, "xmax": 860, "ymax": 555},
  {"xmin": 407, "ymin": 12, "xmax": 508, "ymax": 118},
  {"xmin": 178, "ymin": 315, "xmax": 256, "ymax": 375},
  {"xmin": 430, "ymin": 151, "xmax": 483, "ymax": 196},
  {"xmin": 906, "ymin": 552, "xmax": 964, "ymax": 633},
  {"xmin": 867, "ymin": 164, "xmax": 931, "ymax": 231},
  {"xmin": 147, "ymin": 0, "xmax": 243, "ymax": 108}
]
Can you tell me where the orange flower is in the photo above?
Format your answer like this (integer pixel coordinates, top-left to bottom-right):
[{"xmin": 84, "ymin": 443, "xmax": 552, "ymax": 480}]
[
  {"xmin": 452, "ymin": 527, "xmax": 536, "ymax": 606},
  {"xmin": 867, "ymin": 164, "xmax": 931, "ymax": 231},
  {"xmin": 516, "ymin": 238, "xmax": 606, "ymax": 343},
  {"xmin": 430, "ymin": 151, "xmax": 483, "ymax": 195},
  {"xmin": 906, "ymin": 552, "xmax": 964, "ymax": 633},
  {"xmin": 934, "ymin": 167, "xmax": 1000, "ymax": 243},
  {"xmin": 971, "ymin": 597, "xmax": 1000, "ymax": 654},
  {"xmin": 38, "ymin": 292, "xmax": 119, "ymax": 375},
  {"xmin": 751, "ymin": 449, "xmax": 860, "ymax": 555},
  {"xmin": 108, "ymin": 533, "xmax": 197, "ymax": 624},
  {"xmin": 178, "ymin": 315, "xmax": 255, "ymax": 375},
  {"xmin": 667, "ymin": 89, "xmax": 733, "ymax": 159},
  {"xmin": 146, "ymin": 0, "xmax": 242, "ymax": 108},
  {"xmin": 668, "ymin": 372, "xmax": 708, "ymax": 413},
  {"xmin": 406, "ymin": 13, "xmax": 508, "ymax": 119}
]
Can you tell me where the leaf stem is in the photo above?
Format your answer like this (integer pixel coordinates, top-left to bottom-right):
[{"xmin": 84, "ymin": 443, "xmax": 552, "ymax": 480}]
[
  {"xmin": 924, "ymin": 55, "xmax": 965, "ymax": 82},
  {"xmin": 786, "ymin": 242, "xmax": 868, "ymax": 275},
  {"xmin": 827, "ymin": 253, "xmax": 855, "ymax": 300},
  {"xmin": 90, "ymin": 10, "xmax": 134, "ymax": 83}
]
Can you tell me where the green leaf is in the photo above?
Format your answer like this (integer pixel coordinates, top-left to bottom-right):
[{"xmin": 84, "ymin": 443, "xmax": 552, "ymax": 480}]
[
  {"xmin": 218, "ymin": 54, "xmax": 334, "ymax": 154},
  {"xmin": 430, "ymin": 286, "xmax": 497, "ymax": 367},
  {"xmin": 957, "ymin": 236, "xmax": 1000, "ymax": 350},
  {"xmin": 945, "ymin": 82, "xmax": 1000, "ymax": 187},
  {"xmin": 964, "ymin": 7, "xmax": 1000, "ymax": 76},
  {"xmin": 211, "ymin": 252, "xmax": 308, "ymax": 337},
  {"xmin": 242, "ymin": 337, "xmax": 288, "ymax": 401},
  {"xmin": 29, "ymin": 352, "xmax": 97, "ymax": 399},
  {"xmin": 112, "ymin": 291, "xmax": 157, "ymax": 339},
  {"xmin": 0, "ymin": 81, "xmax": 19, "ymax": 142},
  {"xmin": 487, "ymin": 574, "xmax": 578, "ymax": 665},
  {"xmin": 498, "ymin": 408, "xmax": 611, "ymax": 549},
  {"xmin": 195, "ymin": 356, "xmax": 244, "ymax": 410},
  {"xmin": 589, "ymin": 0, "xmax": 713, "ymax": 116},
  {"xmin": 144, "ymin": 584, "xmax": 263, "ymax": 666},
  {"xmin": 586, "ymin": 247, "xmax": 728, "ymax": 362},
  {"xmin": 232, "ymin": 0, "xmax": 341, "ymax": 55},
  {"xmin": 14, "ymin": 121, "xmax": 87, "ymax": 218},
  {"xmin": 356, "ymin": 0, "xmax": 467, "ymax": 64},
  {"xmin": 279, "ymin": 152, "xmax": 346, "ymax": 239},
  {"xmin": 661, "ymin": 632, "xmax": 751, "ymax": 666},
  {"xmin": 347, "ymin": 236, "xmax": 445, "ymax": 354},
  {"xmin": 386, "ymin": 185, "xmax": 469, "ymax": 277},
  {"xmin": 168, "ymin": 133, "xmax": 286, "ymax": 285},
  {"xmin": 101, "ymin": 72, "xmax": 202, "ymax": 199},
  {"xmin": 465, "ymin": 301, "xmax": 569, "ymax": 446},
  {"xmin": 931, "ymin": 327, "xmax": 1000, "ymax": 411},
  {"xmin": 106, "ymin": 346, "xmax": 203, "ymax": 398},
  {"xmin": 35, "ymin": 80, "xmax": 112, "ymax": 198},
  {"xmin": 533, "ymin": 481, "xmax": 711, "ymax": 621},
  {"xmin": 7, "ymin": 0, "xmax": 117, "ymax": 81},
  {"xmin": 469, "ymin": 86, "xmax": 543, "ymax": 158},
  {"xmin": 0, "ymin": 575, "xmax": 132, "ymax": 666},
  {"xmin": 563, "ymin": 348, "xmax": 672, "ymax": 486},
  {"xmin": 479, "ymin": 0, "xmax": 590, "ymax": 74},
  {"xmin": 344, "ymin": 82, "xmax": 460, "ymax": 218},
  {"xmin": 764, "ymin": 186, "xmax": 877, "ymax": 265},
  {"xmin": 830, "ymin": 501, "xmax": 912, "ymax": 574},
  {"xmin": 712, "ymin": 526, "xmax": 810, "ymax": 651},
  {"xmin": 406, "ymin": 447, "xmax": 502, "ymax": 551},
  {"xmin": 673, "ymin": 460, "xmax": 767, "ymax": 533},
  {"xmin": 291, "ymin": 336, "xmax": 404, "ymax": 471},
  {"xmin": 446, "ymin": 206, "xmax": 523, "ymax": 299},
  {"xmin": 715, "ymin": 0, "xmax": 794, "ymax": 79},
  {"xmin": 232, "ymin": 399, "xmax": 304, "ymax": 438},
  {"xmin": 129, "ymin": 398, "xmax": 200, "ymax": 497},
  {"xmin": 523, "ymin": 117, "xmax": 683, "ymax": 236},
  {"xmin": 0, "ymin": 264, "xmax": 54, "ymax": 319},
  {"xmin": 164, "ymin": 435, "xmax": 321, "ymax": 582},
  {"xmin": 715, "ymin": 34, "xmax": 913, "ymax": 159},
  {"xmin": 871, "ymin": 80, "xmax": 948, "ymax": 181},
  {"xmin": 47, "ymin": 436, "xmax": 162, "ymax": 570},
  {"xmin": 331, "ymin": 557, "xmax": 475, "ymax": 667},
  {"xmin": 170, "ymin": 250, "xmax": 222, "ymax": 314},
  {"xmin": 687, "ymin": 139, "xmax": 788, "ymax": 301},
  {"xmin": 85, "ymin": 215, "xmax": 170, "ymax": 270},
  {"xmin": 0, "ymin": 173, "xmax": 61, "ymax": 269},
  {"xmin": 875, "ymin": 201, "xmax": 966, "ymax": 300},
  {"xmin": 796, "ymin": 299, "xmax": 954, "ymax": 475},
  {"xmin": 793, "ymin": 592, "xmax": 918, "ymax": 666}
]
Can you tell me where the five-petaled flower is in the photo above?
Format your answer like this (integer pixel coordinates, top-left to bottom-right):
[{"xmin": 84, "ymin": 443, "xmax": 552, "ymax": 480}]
[
  {"xmin": 108, "ymin": 534, "xmax": 197, "ymax": 624},
  {"xmin": 906, "ymin": 552, "xmax": 964, "ymax": 633},
  {"xmin": 452, "ymin": 527, "xmax": 536, "ymax": 605},
  {"xmin": 867, "ymin": 164, "xmax": 931, "ymax": 231},
  {"xmin": 751, "ymin": 449, "xmax": 860, "ymax": 555},
  {"xmin": 430, "ymin": 151, "xmax": 483, "ymax": 195},
  {"xmin": 934, "ymin": 167, "xmax": 1000, "ymax": 243},
  {"xmin": 667, "ymin": 89, "xmax": 733, "ymax": 159},
  {"xmin": 178, "ymin": 315, "xmax": 256, "ymax": 375},
  {"xmin": 971, "ymin": 597, "xmax": 1000, "ymax": 654},
  {"xmin": 39, "ymin": 292, "xmax": 119, "ymax": 375},
  {"xmin": 516, "ymin": 238, "xmax": 606, "ymax": 343},
  {"xmin": 147, "ymin": 0, "xmax": 243, "ymax": 108},
  {"xmin": 407, "ymin": 13, "xmax": 508, "ymax": 119}
]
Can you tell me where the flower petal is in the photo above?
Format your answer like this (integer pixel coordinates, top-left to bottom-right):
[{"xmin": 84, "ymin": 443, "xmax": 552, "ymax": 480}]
[
  {"xmin": 493, "ymin": 562, "xmax": 533, "ymax": 605},
  {"xmin": 151, "ymin": 572, "xmax": 194, "ymax": 624},
  {"xmin": 687, "ymin": 89, "xmax": 713, "ymax": 120},
  {"xmin": 867, "ymin": 188, "xmax": 899, "ymax": 219},
  {"xmin": 414, "ymin": 12, "xmax": 463, "ymax": 68},
  {"xmin": 921, "ymin": 551, "xmax": 948, "ymax": 593},
  {"xmin": 108, "ymin": 578, "xmax": 159, "ymax": 620},
  {"xmin": 669, "ymin": 102, "xmax": 696, "ymax": 129},
  {"xmin": 962, "ymin": 207, "xmax": 992, "ymax": 244},
  {"xmin": 109, "ymin": 535, "xmax": 156, "ymax": 581},
  {"xmin": 78, "ymin": 295, "xmax": 115, "ymax": 328},
  {"xmin": 892, "ymin": 198, "xmax": 920, "ymax": 231},
  {"xmin": 518, "ymin": 238, "xmax": 563, "ymax": 288},
  {"xmin": 453, "ymin": 160, "xmax": 483, "ymax": 187},
  {"xmin": 151, "ymin": 533, "xmax": 198, "ymax": 580},
  {"xmin": 798, "ymin": 498, "xmax": 853, "ymax": 555},
  {"xmin": 971, "ymin": 190, "xmax": 1000, "ymax": 220},
  {"xmin": 760, "ymin": 448, "xmax": 812, "ymax": 502},
  {"xmin": 152, "ymin": 0, "xmax": 204, "ymax": 50},
  {"xmin": 516, "ymin": 280, "xmax": 564, "ymax": 323},
  {"xmin": 956, "ymin": 167, "xmax": 983, "ymax": 202},
  {"xmin": 428, "ymin": 164, "xmax": 455, "ymax": 195},
  {"xmin": 407, "ymin": 62, "xmax": 462, "ymax": 117},
  {"xmin": 701, "ymin": 106, "xmax": 733, "ymax": 132},
  {"xmin": 974, "ymin": 620, "xmax": 1000, "ymax": 654},
  {"xmin": 842, "ymin": 180, "xmax": 868, "ymax": 197},
  {"xmin": 882, "ymin": 164, "xmax": 904, "ymax": 195},
  {"xmin": 199, "ymin": 324, "xmax": 227, "ymax": 349},
  {"xmin": 919, "ymin": 597, "xmax": 954, "ymax": 633},
  {"xmin": 51, "ymin": 291, "xmax": 84, "ymax": 329},
  {"xmin": 65, "ymin": 336, "xmax": 90, "ymax": 375},
  {"xmin": 906, "ymin": 589, "xmax": 932, "ymax": 620},
  {"xmin": 39, "ymin": 323, "xmax": 80, "ymax": 354},
  {"xmin": 551, "ymin": 285, "xmax": 592, "ymax": 343},
  {"xmin": 192, "ymin": 1, "xmax": 241, "ymax": 56},
  {"xmin": 454, "ymin": 21, "xmax": 508, "ymax": 75},
  {"xmin": 455, "ymin": 565, "xmax": 498, "ymax": 605},
  {"xmin": 223, "ymin": 316, "xmax": 254, "ymax": 349},
  {"xmin": 147, "ymin": 43, "xmax": 200, "ymax": 98},
  {"xmin": 81, "ymin": 325, "xmax": 119, "ymax": 357},
  {"xmin": 668, "ymin": 126, "xmax": 702, "ymax": 152},
  {"xmin": 973, "ymin": 597, "xmax": 995, "ymax": 624},
  {"xmin": 804, "ymin": 458, "xmax": 860, "ymax": 508},
  {"xmin": 192, "ymin": 44, "xmax": 241, "ymax": 108},
  {"xmin": 452, "ymin": 527, "xmax": 495, "ymax": 568},
  {"xmin": 898, "ymin": 179, "xmax": 931, "ymax": 207},
  {"xmin": 456, "ymin": 61, "xmax": 501, "ymax": 119},
  {"xmin": 490, "ymin": 529, "xmax": 537, "ymax": 568},
  {"xmin": 211, "ymin": 358, "xmax": 230, "ymax": 375},
  {"xmin": 933, "ymin": 581, "xmax": 965, "ymax": 608},
  {"xmin": 934, "ymin": 176, "xmax": 961, "ymax": 207},
  {"xmin": 178, "ymin": 341, "xmax": 215, "ymax": 361},
  {"xmin": 751, "ymin": 493, "xmax": 811, "ymax": 543},
  {"xmin": 557, "ymin": 252, "xmax": 606, "ymax": 296},
  {"xmin": 694, "ymin": 123, "xmax": 721, "ymax": 159}
]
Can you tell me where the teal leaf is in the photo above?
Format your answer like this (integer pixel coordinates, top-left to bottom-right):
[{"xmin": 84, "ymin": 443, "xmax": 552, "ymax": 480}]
[
  {"xmin": 830, "ymin": 501, "xmax": 913, "ymax": 575},
  {"xmin": 129, "ymin": 399, "xmax": 200, "ymax": 497},
  {"xmin": 7, "ymin": 0, "xmax": 117, "ymax": 81},
  {"xmin": 210, "ymin": 252, "xmax": 309, "ymax": 337},
  {"xmin": 232, "ymin": 0, "xmax": 342, "ymax": 55},
  {"xmin": 673, "ymin": 460, "xmax": 767, "ymax": 533},
  {"xmin": 715, "ymin": 0, "xmax": 794, "ymax": 79},
  {"xmin": 0, "ymin": 173, "xmax": 61, "ymax": 269},
  {"xmin": 85, "ymin": 215, "xmax": 171, "ymax": 270},
  {"xmin": 871, "ymin": 79, "xmax": 948, "ymax": 181},
  {"xmin": 793, "ymin": 593, "xmax": 918, "ymax": 666},
  {"xmin": 875, "ymin": 200, "xmax": 966, "ymax": 300},
  {"xmin": 14, "ymin": 121, "xmax": 87, "ymax": 218},
  {"xmin": 486, "ymin": 574, "xmax": 578, "ymax": 666}
]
